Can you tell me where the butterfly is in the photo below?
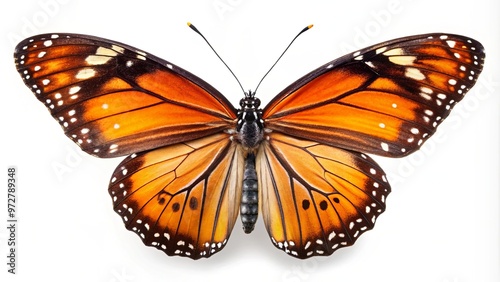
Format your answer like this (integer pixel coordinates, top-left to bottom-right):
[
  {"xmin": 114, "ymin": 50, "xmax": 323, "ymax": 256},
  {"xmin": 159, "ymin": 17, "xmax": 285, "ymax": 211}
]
[{"xmin": 14, "ymin": 24, "xmax": 485, "ymax": 259}]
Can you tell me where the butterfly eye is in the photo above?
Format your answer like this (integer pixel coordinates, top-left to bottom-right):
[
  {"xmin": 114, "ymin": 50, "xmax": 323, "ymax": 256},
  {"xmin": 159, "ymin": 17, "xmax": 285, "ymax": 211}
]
[
  {"xmin": 254, "ymin": 98, "xmax": 261, "ymax": 108},
  {"xmin": 239, "ymin": 96, "xmax": 261, "ymax": 109}
]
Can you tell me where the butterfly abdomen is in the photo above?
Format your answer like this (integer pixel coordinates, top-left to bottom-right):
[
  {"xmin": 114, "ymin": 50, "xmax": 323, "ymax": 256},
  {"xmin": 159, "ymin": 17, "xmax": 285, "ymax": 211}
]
[{"xmin": 241, "ymin": 152, "xmax": 258, "ymax": 233}]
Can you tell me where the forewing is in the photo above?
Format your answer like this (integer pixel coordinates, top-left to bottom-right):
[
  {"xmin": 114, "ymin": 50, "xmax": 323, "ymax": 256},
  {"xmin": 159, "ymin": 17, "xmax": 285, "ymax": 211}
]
[
  {"xmin": 257, "ymin": 133, "xmax": 390, "ymax": 258},
  {"xmin": 108, "ymin": 133, "xmax": 244, "ymax": 259},
  {"xmin": 263, "ymin": 33, "xmax": 485, "ymax": 157},
  {"xmin": 14, "ymin": 33, "xmax": 237, "ymax": 157}
]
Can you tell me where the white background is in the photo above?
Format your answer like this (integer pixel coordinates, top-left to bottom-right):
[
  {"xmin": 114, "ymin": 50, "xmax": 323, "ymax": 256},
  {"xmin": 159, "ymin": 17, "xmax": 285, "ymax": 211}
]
[{"xmin": 1, "ymin": 0, "xmax": 499, "ymax": 281}]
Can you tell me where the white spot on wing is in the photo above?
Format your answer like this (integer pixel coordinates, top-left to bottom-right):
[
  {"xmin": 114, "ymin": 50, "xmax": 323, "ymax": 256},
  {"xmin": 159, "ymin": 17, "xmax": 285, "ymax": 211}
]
[
  {"xmin": 69, "ymin": 86, "xmax": 81, "ymax": 94},
  {"xmin": 111, "ymin": 45, "xmax": 125, "ymax": 53},
  {"xmin": 388, "ymin": 56, "xmax": 416, "ymax": 66},
  {"xmin": 96, "ymin": 46, "xmax": 118, "ymax": 56},
  {"xmin": 85, "ymin": 55, "xmax": 112, "ymax": 65},
  {"xmin": 375, "ymin": 47, "xmax": 387, "ymax": 54},
  {"xmin": 381, "ymin": 142, "xmax": 389, "ymax": 152},
  {"xmin": 109, "ymin": 144, "xmax": 118, "ymax": 153},
  {"xmin": 446, "ymin": 40, "xmax": 456, "ymax": 48},
  {"xmin": 420, "ymin": 93, "xmax": 432, "ymax": 100},
  {"xmin": 76, "ymin": 68, "xmax": 96, "ymax": 79},
  {"xmin": 405, "ymin": 67, "xmax": 425, "ymax": 80},
  {"xmin": 383, "ymin": 48, "xmax": 404, "ymax": 56},
  {"xmin": 420, "ymin": 86, "xmax": 433, "ymax": 94}
]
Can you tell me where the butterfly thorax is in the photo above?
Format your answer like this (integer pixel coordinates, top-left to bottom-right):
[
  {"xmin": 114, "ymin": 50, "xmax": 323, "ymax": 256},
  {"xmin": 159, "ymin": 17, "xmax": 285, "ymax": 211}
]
[{"xmin": 236, "ymin": 91, "xmax": 264, "ymax": 150}]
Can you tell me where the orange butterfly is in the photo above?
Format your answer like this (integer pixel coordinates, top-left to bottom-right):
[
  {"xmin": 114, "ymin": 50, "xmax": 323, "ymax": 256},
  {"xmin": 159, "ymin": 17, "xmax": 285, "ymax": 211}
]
[{"xmin": 14, "ymin": 24, "xmax": 485, "ymax": 259}]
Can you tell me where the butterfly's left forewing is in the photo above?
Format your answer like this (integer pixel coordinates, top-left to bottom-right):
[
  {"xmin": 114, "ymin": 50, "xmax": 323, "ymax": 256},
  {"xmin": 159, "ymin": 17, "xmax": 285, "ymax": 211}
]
[
  {"xmin": 14, "ymin": 33, "xmax": 237, "ymax": 158},
  {"xmin": 109, "ymin": 133, "xmax": 244, "ymax": 259}
]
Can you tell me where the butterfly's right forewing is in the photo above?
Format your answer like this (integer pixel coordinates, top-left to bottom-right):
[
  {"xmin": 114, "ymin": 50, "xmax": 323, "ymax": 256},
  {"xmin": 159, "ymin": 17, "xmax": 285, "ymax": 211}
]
[{"xmin": 263, "ymin": 33, "xmax": 485, "ymax": 157}]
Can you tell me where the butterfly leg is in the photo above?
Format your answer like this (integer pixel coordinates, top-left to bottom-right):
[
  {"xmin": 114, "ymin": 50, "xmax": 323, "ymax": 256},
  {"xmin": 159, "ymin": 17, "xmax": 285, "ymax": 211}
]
[{"xmin": 241, "ymin": 152, "xmax": 258, "ymax": 233}]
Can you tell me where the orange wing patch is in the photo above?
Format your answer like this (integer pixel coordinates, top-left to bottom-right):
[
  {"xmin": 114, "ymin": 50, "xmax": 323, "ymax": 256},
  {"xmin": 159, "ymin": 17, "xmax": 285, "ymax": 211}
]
[
  {"xmin": 109, "ymin": 133, "xmax": 244, "ymax": 259},
  {"xmin": 263, "ymin": 34, "xmax": 485, "ymax": 158},
  {"xmin": 14, "ymin": 33, "xmax": 237, "ymax": 158},
  {"xmin": 263, "ymin": 66, "xmax": 371, "ymax": 118},
  {"xmin": 257, "ymin": 133, "xmax": 390, "ymax": 258}
]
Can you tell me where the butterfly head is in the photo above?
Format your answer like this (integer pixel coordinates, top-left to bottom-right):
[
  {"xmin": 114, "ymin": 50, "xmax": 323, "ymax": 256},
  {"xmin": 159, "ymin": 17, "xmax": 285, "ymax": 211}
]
[
  {"xmin": 236, "ymin": 90, "xmax": 264, "ymax": 149},
  {"xmin": 239, "ymin": 90, "xmax": 261, "ymax": 110}
]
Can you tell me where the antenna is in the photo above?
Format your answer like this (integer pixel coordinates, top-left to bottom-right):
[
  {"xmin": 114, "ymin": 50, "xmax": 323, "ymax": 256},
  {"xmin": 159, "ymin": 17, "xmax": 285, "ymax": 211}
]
[
  {"xmin": 187, "ymin": 22, "xmax": 245, "ymax": 94},
  {"xmin": 253, "ymin": 24, "xmax": 313, "ymax": 93},
  {"xmin": 188, "ymin": 22, "xmax": 313, "ymax": 94}
]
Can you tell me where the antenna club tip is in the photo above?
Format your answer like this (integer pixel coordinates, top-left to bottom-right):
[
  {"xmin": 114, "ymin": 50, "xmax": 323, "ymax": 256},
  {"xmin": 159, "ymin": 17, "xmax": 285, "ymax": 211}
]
[
  {"xmin": 187, "ymin": 22, "xmax": 200, "ymax": 33},
  {"xmin": 307, "ymin": 24, "xmax": 314, "ymax": 29}
]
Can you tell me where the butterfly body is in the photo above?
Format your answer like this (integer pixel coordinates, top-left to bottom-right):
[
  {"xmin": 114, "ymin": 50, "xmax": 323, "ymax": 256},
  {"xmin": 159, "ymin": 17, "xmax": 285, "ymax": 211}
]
[
  {"xmin": 234, "ymin": 91, "xmax": 265, "ymax": 233},
  {"xmin": 14, "ymin": 31, "xmax": 484, "ymax": 259}
]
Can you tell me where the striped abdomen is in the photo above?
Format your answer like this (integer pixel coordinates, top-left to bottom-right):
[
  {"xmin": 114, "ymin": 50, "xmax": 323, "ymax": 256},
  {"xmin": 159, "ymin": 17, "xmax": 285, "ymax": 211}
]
[{"xmin": 241, "ymin": 153, "xmax": 258, "ymax": 233}]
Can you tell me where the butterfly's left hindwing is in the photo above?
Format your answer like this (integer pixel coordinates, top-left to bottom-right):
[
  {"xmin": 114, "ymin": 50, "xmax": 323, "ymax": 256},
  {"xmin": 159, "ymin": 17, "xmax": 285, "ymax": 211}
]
[
  {"xmin": 109, "ymin": 133, "xmax": 244, "ymax": 259},
  {"xmin": 14, "ymin": 33, "xmax": 237, "ymax": 158}
]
